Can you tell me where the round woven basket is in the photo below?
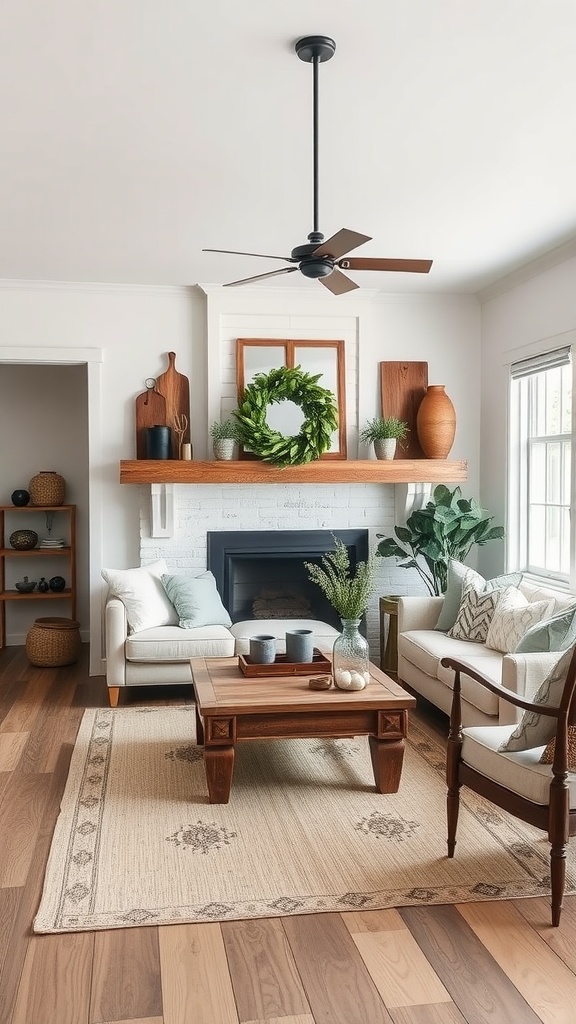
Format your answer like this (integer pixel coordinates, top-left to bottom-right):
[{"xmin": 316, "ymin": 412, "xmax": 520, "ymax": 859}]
[
  {"xmin": 28, "ymin": 471, "xmax": 66, "ymax": 506},
  {"xmin": 25, "ymin": 617, "xmax": 81, "ymax": 667}
]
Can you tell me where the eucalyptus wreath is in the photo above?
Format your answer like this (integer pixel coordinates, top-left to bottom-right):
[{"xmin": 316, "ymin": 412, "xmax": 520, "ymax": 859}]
[{"xmin": 234, "ymin": 365, "xmax": 339, "ymax": 467}]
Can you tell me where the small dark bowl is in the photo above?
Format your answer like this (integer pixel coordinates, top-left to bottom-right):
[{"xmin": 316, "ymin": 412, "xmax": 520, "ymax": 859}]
[
  {"xmin": 15, "ymin": 579, "xmax": 37, "ymax": 593},
  {"xmin": 49, "ymin": 576, "xmax": 66, "ymax": 592}
]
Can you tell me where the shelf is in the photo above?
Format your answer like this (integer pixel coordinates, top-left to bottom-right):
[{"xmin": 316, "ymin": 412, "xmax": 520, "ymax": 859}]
[
  {"xmin": 0, "ymin": 589, "xmax": 73, "ymax": 601},
  {"xmin": 0, "ymin": 548, "xmax": 71, "ymax": 557},
  {"xmin": 120, "ymin": 459, "xmax": 468, "ymax": 486}
]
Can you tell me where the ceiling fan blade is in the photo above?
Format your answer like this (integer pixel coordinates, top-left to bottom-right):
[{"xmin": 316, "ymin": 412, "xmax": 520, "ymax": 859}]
[
  {"xmin": 319, "ymin": 268, "xmax": 359, "ymax": 295},
  {"xmin": 224, "ymin": 267, "xmax": 299, "ymax": 288},
  {"xmin": 313, "ymin": 229, "xmax": 372, "ymax": 260},
  {"xmin": 338, "ymin": 257, "xmax": 433, "ymax": 274},
  {"xmin": 203, "ymin": 248, "xmax": 295, "ymax": 263}
]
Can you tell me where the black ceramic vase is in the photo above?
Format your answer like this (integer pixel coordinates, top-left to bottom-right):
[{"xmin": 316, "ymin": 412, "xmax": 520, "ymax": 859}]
[
  {"xmin": 49, "ymin": 576, "xmax": 66, "ymax": 592},
  {"xmin": 11, "ymin": 489, "xmax": 30, "ymax": 506}
]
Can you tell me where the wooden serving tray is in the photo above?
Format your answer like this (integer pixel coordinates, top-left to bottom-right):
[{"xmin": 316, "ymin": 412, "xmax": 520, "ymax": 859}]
[{"xmin": 238, "ymin": 649, "xmax": 331, "ymax": 678}]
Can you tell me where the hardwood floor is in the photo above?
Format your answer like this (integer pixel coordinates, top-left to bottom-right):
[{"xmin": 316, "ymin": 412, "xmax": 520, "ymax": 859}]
[{"xmin": 1, "ymin": 646, "xmax": 575, "ymax": 1023}]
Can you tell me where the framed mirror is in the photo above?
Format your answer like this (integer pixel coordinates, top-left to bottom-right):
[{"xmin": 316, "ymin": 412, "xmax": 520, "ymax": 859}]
[{"xmin": 236, "ymin": 338, "xmax": 347, "ymax": 459}]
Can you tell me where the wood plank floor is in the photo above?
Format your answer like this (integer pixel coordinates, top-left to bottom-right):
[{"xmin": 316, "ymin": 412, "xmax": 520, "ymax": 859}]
[{"xmin": 1, "ymin": 646, "xmax": 575, "ymax": 1023}]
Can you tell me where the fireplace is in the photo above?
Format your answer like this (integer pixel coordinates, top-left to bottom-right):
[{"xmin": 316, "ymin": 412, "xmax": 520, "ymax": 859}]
[{"xmin": 207, "ymin": 529, "xmax": 369, "ymax": 631}]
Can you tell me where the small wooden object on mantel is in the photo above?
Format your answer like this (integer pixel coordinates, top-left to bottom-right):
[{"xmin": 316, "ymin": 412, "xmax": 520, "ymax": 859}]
[
  {"xmin": 156, "ymin": 352, "xmax": 191, "ymax": 459},
  {"xmin": 379, "ymin": 361, "xmax": 428, "ymax": 459}
]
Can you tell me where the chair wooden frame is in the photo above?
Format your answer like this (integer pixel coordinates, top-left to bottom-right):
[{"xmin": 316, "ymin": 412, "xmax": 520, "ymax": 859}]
[{"xmin": 441, "ymin": 649, "xmax": 576, "ymax": 926}]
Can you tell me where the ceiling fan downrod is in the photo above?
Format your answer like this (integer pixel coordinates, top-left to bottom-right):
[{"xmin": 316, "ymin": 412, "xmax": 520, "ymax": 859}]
[{"xmin": 295, "ymin": 35, "xmax": 335, "ymax": 242}]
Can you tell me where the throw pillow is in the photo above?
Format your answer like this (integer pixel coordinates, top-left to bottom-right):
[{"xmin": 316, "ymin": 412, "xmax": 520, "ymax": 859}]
[
  {"xmin": 101, "ymin": 559, "xmax": 178, "ymax": 633},
  {"xmin": 539, "ymin": 725, "xmax": 576, "ymax": 770},
  {"xmin": 161, "ymin": 571, "xmax": 232, "ymax": 628},
  {"xmin": 515, "ymin": 604, "xmax": 576, "ymax": 654},
  {"xmin": 434, "ymin": 562, "xmax": 522, "ymax": 632},
  {"xmin": 499, "ymin": 646, "xmax": 574, "ymax": 753},
  {"xmin": 447, "ymin": 570, "xmax": 503, "ymax": 644},
  {"xmin": 485, "ymin": 590, "xmax": 555, "ymax": 654}
]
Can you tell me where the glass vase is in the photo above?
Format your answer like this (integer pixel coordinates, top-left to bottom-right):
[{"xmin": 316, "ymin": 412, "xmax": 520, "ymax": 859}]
[{"xmin": 332, "ymin": 618, "xmax": 370, "ymax": 690}]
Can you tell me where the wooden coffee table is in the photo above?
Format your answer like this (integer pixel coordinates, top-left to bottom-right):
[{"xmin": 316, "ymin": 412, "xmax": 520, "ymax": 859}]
[{"xmin": 190, "ymin": 656, "xmax": 416, "ymax": 803}]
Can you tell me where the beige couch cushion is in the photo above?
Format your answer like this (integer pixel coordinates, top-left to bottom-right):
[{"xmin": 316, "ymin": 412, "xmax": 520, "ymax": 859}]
[
  {"xmin": 126, "ymin": 624, "xmax": 235, "ymax": 662},
  {"xmin": 462, "ymin": 725, "xmax": 576, "ymax": 805}
]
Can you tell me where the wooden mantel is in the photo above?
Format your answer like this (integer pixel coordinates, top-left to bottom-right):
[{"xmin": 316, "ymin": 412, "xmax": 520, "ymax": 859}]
[{"xmin": 120, "ymin": 459, "xmax": 467, "ymax": 485}]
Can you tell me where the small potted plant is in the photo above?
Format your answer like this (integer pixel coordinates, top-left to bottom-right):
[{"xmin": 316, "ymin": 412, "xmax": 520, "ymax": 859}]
[
  {"xmin": 210, "ymin": 418, "xmax": 241, "ymax": 460},
  {"xmin": 359, "ymin": 416, "xmax": 409, "ymax": 460}
]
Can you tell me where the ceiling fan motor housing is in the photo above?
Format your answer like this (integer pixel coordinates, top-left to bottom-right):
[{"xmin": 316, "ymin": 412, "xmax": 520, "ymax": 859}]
[{"xmin": 299, "ymin": 258, "xmax": 334, "ymax": 279}]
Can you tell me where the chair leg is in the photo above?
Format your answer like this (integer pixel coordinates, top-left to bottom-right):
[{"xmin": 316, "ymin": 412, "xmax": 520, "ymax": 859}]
[
  {"xmin": 550, "ymin": 848, "xmax": 566, "ymax": 927},
  {"xmin": 549, "ymin": 784, "xmax": 570, "ymax": 926},
  {"xmin": 446, "ymin": 735, "xmax": 462, "ymax": 858}
]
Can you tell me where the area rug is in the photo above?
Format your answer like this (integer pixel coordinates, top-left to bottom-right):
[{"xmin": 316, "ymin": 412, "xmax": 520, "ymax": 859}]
[{"xmin": 34, "ymin": 706, "xmax": 576, "ymax": 933}]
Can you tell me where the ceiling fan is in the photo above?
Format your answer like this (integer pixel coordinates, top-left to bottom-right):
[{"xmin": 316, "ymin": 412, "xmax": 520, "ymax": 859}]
[{"xmin": 203, "ymin": 35, "xmax": 433, "ymax": 294}]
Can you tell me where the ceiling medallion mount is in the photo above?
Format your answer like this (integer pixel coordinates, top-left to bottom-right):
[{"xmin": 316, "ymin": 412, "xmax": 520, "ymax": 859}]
[{"xmin": 202, "ymin": 34, "xmax": 433, "ymax": 293}]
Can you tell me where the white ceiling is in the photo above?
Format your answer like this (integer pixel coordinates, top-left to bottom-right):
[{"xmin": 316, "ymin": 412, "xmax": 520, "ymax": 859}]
[{"xmin": 2, "ymin": 1, "xmax": 576, "ymax": 295}]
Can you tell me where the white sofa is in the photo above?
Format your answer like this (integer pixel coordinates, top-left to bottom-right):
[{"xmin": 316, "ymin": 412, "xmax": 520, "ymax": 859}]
[
  {"xmin": 104, "ymin": 595, "xmax": 339, "ymax": 706},
  {"xmin": 397, "ymin": 579, "xmax": 575, "ymax": 727}
]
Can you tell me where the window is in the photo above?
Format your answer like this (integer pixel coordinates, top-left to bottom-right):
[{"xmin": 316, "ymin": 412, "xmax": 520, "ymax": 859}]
[{"xmin": 509, "ymin": 346, "xmax": 573, "ymax": 583}]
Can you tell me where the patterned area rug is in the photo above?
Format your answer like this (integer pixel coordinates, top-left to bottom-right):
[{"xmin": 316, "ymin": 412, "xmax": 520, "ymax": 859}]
[{"xmin": 34, "ymin": 706, "xmax": 576, "ymax": 933}]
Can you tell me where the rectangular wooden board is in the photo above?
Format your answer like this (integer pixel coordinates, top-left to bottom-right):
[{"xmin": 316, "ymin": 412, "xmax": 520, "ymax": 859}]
[
  {"xmin": 238, "ymin": 649, "xmax": 331, "ymax": 677},
  {"xmin": 155, "ymin": 351, "xmax": 191, "ymax": 459},
  {"xmin": 380, "ymin": 361, "xmax": 428, "ymax": 459}
]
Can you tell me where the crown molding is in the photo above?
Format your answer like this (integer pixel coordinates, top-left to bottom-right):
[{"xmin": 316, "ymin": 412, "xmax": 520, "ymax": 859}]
[{"xmin": 478, "ymin": 237, "xmax": 576, "ymax": 303}]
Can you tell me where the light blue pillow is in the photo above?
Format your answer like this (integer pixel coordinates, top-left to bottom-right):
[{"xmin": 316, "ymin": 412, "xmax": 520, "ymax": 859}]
[
  {"xmin": 514, "ymin": 604, "xmax": 576, "ymax": 654},
  {"xmin": 434, "ymin": 561, "xmax": 522, "ymax": 632},
  {"xmin": 161, "ymin": 571, "xmax": 232, "ymax": 629}
]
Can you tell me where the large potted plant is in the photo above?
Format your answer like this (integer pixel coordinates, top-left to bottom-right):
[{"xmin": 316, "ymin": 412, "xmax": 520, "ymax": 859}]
[
  {"xmin": 359, "ymin": 416, "xmax": 409, "ymax": 460},
  {"xmin": 305, "ymin": 538, "xmax": 377, "ymax": 690},
  {"xmin": 375, "ymin": 484, "xmax": 504, "ymax": 595}
]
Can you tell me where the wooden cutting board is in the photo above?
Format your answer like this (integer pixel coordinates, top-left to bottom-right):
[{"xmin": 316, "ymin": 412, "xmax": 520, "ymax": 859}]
[
  {"xmin": 379, "ymin": 361, "xmax": 428, "ymax": 459},
  {"xmin": 135, "ymin": 384, "xmax": 166, "ymax": 459},
  {"xmin": 156, "ymin": 352, "xmax": 191, "ymax": 459}
]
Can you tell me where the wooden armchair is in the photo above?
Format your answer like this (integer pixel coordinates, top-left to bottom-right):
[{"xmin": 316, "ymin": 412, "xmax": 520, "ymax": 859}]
[{"xmin": 441, "ymin": 648, "xmax": 576, "ymax": 926}]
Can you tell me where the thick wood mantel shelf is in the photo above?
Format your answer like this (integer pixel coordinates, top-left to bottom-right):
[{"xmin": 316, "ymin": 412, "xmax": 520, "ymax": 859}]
[{"xmin": 120, "ymin": 459, "xmax": 467, "ymax": 485}]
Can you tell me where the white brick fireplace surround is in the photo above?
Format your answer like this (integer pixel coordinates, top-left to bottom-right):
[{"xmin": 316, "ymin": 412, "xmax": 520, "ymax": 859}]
[{"xmin": 137, "ymin": 481, "xmax": 430, "ymax": 661}]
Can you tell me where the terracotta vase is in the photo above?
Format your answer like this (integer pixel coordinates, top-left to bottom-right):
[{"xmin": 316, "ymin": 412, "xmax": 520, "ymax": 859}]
[{"xmin": 416, "ymin": 385, "xmax": 456, "ymax": 459}]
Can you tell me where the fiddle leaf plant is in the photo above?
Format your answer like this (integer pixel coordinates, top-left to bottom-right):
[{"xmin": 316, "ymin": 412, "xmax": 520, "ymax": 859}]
[{"xmin": 376, "ymin": 484, "xmax": 504, "ymax": 596}]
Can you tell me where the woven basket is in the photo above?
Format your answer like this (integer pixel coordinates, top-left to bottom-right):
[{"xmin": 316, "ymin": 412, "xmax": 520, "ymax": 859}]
[
  {"xmin": 28, "ymin": 471, "xmax": 66, "ymax": 506},
  {"xmin": 26, "ymin": 617, "xmax": 81, "ymax": 667}
]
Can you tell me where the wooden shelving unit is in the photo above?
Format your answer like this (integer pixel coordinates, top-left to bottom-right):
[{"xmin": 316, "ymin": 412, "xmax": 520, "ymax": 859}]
[
  {"xmin": 0, "ymin": 504, "xmax": 77, "ymax": 649},
  {"xmin": 120, "ymin": 459, "xmax": 467, "ymax": 486}
]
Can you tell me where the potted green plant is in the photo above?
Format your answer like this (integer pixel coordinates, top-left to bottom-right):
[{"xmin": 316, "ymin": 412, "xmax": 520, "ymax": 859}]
[
  {"xmin": 210, "ymin": 418, "xmax": 241, "ymax": 460},
  {"xmin": 359, "ymin": 416, "xmax": 409, "ymax": 460},
  {"xmin": 375, "ymin": 484, "xmax": 504, "ymax": 595},
  {"xmin": 305, "ymin": 538, "xmax": 377, "ymax": 690}
]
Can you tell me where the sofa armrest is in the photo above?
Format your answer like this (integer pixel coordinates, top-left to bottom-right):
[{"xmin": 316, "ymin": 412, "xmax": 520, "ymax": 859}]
[
  {"xmin": 397, "ymin": 595, "xmax": 444, "ymax": 633},
  {"xmin": 105, "ymin": 595, "xmax": 128, "ymax": 687}
]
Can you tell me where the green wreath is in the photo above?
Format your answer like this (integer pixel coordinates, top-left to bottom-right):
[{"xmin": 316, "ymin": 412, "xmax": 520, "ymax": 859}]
[{"xmin": 235, "ymin": 365, "xmax": 339, "ymax": 467}]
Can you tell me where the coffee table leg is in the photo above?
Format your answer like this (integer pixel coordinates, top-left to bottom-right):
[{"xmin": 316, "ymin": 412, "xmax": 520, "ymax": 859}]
[
  {"xmin": 204, "ymin": 745, "xmax": 235, "ymax": 804},
  {"xmin": 195, "ymin": 705, "xmax": 204, "ymax": 745},
  {"xmin": 368, "ymin": 734, "xmax": 405, "ymax": 794}
]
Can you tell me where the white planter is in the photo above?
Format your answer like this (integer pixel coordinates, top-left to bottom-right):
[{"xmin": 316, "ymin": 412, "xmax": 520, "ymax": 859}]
[
  {"xmin": 213, "ymin": 438, "xmax": 236, "ymax": 460},
  {"xmin": 374, "ymin": 438, "xmax": 397, "ymax": 460}
]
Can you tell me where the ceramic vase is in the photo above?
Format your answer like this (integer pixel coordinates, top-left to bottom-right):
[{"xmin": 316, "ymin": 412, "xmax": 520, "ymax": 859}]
[
  {"xmin": 416, "ymin": 385, "xmax": 456, "ymax": 459},
  {"xmin": 213, "ymin": 438, "xmax": 236, "ymax": 460},
  {"xmin": 332, "ymin": 618, "xmax": 370, "ymax": 690},
  {"xmin": 373, "ymin": 438, "xmax": 397, "ymax": 460}
]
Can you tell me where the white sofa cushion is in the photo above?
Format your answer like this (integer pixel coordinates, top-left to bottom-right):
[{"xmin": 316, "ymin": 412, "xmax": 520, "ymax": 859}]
[
  {"xmin": 462, "ymin": 725, "xmax": 576, "ymax": 806},
  {"xmin": 499, "ymin": 645, "xmax": 573, "ymax": 752},
  {"xmin": 400, "ymin": 629, "xmax": 498, "ymax": 679},
  {"xmin": 102, "ymin": 560, "xmax": 178, "ymax": 633},
  {"xmin": 436, "ymin": 651, "xmax": 503, "ymax": 716},
  {"xmin": 230, "ymin": 618, "xmax": 338, "ymax": 655},
  {"xmin": 125, "ymin": 624, "xmax": 235, "ymax": 661},
  {"xmin": 447, "ymin": 572, "xmax": 502, "ymax": 643}
]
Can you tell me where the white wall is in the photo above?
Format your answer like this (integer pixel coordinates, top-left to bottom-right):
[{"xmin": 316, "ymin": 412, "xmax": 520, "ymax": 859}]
[
  {"xmin": 480, "ymin": 255, "xmax": 576, "ymax": 580},
  {"xmin": 0, "ymin": 278, "xmax": 481, "ymax": 671}
]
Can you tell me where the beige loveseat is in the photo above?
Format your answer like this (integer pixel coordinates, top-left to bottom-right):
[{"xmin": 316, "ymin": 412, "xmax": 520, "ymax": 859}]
[
  {"xmin": 397, "ymin": 578, "xmax": 576, "ymax": 727},
  {"xmin": 104, "ymin": 595, "xmax": 339, "ymax": 706}
]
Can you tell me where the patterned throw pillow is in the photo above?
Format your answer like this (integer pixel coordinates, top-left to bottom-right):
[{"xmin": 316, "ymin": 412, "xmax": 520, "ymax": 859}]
[
  {"xmin": 499, "ymin": 646, "xmax": 574, "ymax": 752},
  {"xmin": 485, "ymin": 590, "xmax": 555, "ymax": 654},
  {"xmin": 435, "ymin": 562, "xmax": 523, "ymax": 632},
  {"xmin": 515, "ymin": 604, "xmax": 576, "ymax": 654},
  {"xmin": 539, "ymin": 725, "xmax": 576, "ymax": 770},
  {"xmin": 447, "ymin": 570, "xmax": 503, "ymax": 644}
]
